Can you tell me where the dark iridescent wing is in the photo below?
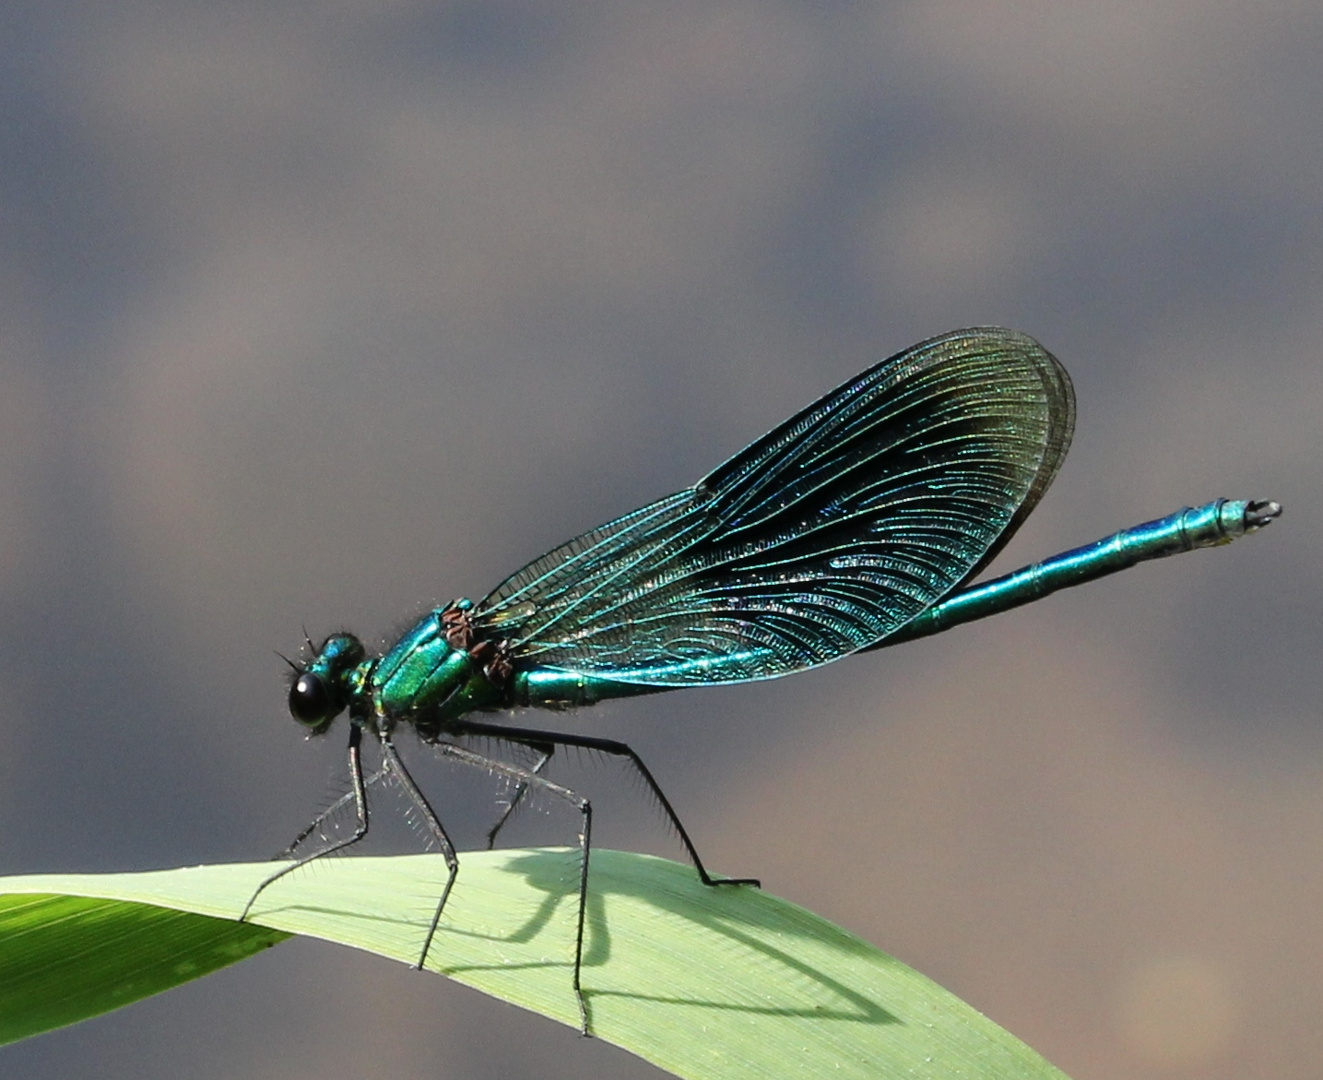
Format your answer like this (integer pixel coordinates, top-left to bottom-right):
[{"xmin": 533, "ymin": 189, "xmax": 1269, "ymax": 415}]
[{"xmin": 474, "ymin": 328, "xmax": 1074, "ymax": 686}]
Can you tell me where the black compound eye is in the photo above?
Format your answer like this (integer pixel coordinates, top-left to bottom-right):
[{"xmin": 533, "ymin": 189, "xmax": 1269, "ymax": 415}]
[{"xmin": 289, "ymin": 672, "xmax": 332, "ymax": 726}]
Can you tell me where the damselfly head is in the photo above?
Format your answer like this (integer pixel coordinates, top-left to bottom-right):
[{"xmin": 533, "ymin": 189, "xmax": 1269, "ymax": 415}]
[{"xmin": 287, "ymin": 632, "xmax": 366, "ymax": 735}]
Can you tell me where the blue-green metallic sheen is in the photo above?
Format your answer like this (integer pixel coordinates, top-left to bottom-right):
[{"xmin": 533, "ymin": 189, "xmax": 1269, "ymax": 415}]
[
  {"xmin": 372, "ymin": 614, "xmax": 494, "ymax": 719},
  {"xmin": 876, "ymin": 497, "xmax": 1275, "ymax": 648},
  {"xmin": 288, "ymin": 328, "xmax": 1277, "ymax": 739},
  {"xmin": 267, "ymin": 326, "xmax": 1279, "ymax": 1033}
]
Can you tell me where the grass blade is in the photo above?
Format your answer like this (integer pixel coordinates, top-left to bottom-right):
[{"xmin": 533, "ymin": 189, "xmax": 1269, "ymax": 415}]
[{"xmin": 0, "ymin": 850, "xmax": 1070, "ymax": 1079}]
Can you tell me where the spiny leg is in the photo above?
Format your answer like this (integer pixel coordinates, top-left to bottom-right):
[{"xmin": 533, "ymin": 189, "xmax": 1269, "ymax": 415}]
[
  {"xmin": 375, "ymin": 735, "xmax": 460, "ymax": 972},
  {"xmin": 435, "ymin": 740, "xmax": 593, "ymax": 1035},
  {"xmin": 242, "ymin": 723, "xmax": 371, "ymax": 922},
  {"xmin": 276, "ymin": 765, "xmax": 389, "ymax": 859},
  {"xmin": 456, "ymin": 718, "xmax": 759, "ymax": 890},
  {"xmin": 483, "ymin": 740, "xmax": 554, "ymax": 849}
]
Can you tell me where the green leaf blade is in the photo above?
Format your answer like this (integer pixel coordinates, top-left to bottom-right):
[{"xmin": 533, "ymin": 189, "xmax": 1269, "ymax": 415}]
[
  {"xmin": 0, "ymin": 851, "xmax": 1070, "ymax": 1080},
  {"xmin": 0, "ymin": 891, "xmax": 287, "ymax": 1045}
]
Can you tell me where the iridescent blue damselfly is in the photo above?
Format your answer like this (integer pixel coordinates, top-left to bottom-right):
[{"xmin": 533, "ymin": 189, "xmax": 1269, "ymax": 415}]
[{"xmin": 242, "ymin": 328, "xmax": 1278, "ymax": 1032}]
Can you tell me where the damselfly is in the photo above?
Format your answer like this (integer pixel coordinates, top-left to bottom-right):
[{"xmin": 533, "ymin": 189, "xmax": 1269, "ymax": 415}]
[{"xmin": 244, "ymin": 327, "xmax": 1278, "ymax": 1032}]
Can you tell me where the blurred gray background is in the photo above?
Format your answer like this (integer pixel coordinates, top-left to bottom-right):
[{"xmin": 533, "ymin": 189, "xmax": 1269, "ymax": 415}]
[{"xmin": 0, "ymin": 3, "xmax": 1318, "ymax": 1078}]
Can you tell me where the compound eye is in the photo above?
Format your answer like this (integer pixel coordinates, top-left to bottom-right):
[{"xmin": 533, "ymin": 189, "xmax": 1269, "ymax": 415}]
[{"xmin": 289, "ymin": 672, "xmax": 332, "ymax": 727}]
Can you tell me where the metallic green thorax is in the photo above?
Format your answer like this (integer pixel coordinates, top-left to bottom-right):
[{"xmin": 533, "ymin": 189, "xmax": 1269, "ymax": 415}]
[
  {"xmin": 371, "ymin": 610, "xmax": 497, "ymax": 724},
  {"xmin": 298, "ymin": 604, "xmax": 661, "ymax": 741}
]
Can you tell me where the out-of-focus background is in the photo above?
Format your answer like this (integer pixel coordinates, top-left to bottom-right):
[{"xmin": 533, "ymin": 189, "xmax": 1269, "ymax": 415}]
[{"xmin": 0, "ymin": 4, "xmax": 1318, "ymax": 1078}]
